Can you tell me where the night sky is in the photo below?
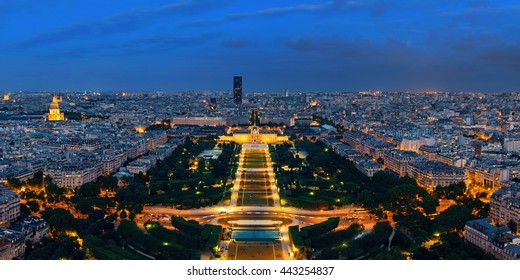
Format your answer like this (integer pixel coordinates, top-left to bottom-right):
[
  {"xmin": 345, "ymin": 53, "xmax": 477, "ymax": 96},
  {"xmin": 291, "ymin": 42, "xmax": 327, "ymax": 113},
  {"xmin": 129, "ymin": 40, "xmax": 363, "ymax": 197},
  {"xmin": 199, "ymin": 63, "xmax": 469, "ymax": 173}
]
[{"xmin": 1, "ymin": 0, "xmax": 519, "ymax": 92}]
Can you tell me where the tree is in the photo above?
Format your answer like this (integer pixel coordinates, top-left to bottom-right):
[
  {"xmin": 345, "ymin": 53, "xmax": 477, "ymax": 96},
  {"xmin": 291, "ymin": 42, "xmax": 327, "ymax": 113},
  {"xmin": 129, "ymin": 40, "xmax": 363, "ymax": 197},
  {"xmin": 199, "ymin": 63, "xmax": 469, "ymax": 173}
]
[
  {"xmin": 422, "ymin": 195, "xmax": 439, "ymax": 215},
  {"xmin": 75, "ymin": 198, "xmax": 94, "ymax": 215},
  {"xmin": 6, "ymin": 178, "xmax": 23, "ymax": 190},
  {"xmin": 27, "ymin": 171, "xmax": 44, "ymax": 187},
  {"xmin": 45, "ymin": 183, "xmax": 66, "ymax": 202},
  {"xmin": 20, "ymin": 204, "xmax": 31, "ymax": 218},
  {"xmin": 436, "ymin": 182, "xmax": 465, "ymax": 200},
  {"xmin": 174, "ymin": 166, "xmax": 187, "ymax": 180},
  {"xmin": 434, "ymin": 205, "xmax": 472, "ymax": 233},
  {"xmin": 41, "ymin": 208, "xmax": 76, "ymax": 232},
  {"xmin": 413, "ymin": 247, "xmax": 438, "ymax": 260},
  {"xmin": 120, "ymin": 209, "xmax": 128, "ymax": 219},
  {"xmin": 87, "ymin": 210, "xmax": 105, "ymax": 223},
  {"xmin": 77, "ymin": 182, "xmax": 101, "ymax": 197},
  {"xmin": 25, "ymin": 235, "xmax": 85, "ymax": 260},
  {"xmin": 371, "ymin": 247, "xmax": 406, "ymax": 260},
  {"xmin": 429, "ymin": 232, "xmax": 495, "ymax": 260},
  {"xmin": 26, "ymin": 200, "xmax": 40, "ymax": 213},
  {"xmin": 99, "ymin": 176, "xmax": 118, "ymax": 191},
  {"xmin": 508, "ymin": 220, "xmax": 518, "ymax": 234},
  {"xmin": 356, "ymin": 190, "xmax": 377, "ymax": 210}
]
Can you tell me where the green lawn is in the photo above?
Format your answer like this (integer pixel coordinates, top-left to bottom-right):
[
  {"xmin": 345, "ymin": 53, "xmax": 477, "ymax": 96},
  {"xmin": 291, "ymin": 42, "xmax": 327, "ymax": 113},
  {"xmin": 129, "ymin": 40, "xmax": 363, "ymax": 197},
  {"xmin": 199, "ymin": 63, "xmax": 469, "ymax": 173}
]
[{"xmin": 237, "ymin": 191, "xmax": 272, "ymax": 206}]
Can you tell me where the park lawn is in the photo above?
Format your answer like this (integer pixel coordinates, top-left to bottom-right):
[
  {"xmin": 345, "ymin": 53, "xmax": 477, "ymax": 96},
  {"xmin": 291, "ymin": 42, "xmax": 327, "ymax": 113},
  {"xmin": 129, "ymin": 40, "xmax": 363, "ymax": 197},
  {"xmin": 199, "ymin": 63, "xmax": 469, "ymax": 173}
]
[
  {"xmin": 243, "ymin": 162, "xmax": 268, "ymax": 168},
  {"xmin": 237, "ymin": 191, "xmax": 272, "ymax": 206},
  {"xmin": 240, "ymin": 181, "xmax": 269, "ymax": 191},
  {"xmin": 90, "ymin": 244, "xmax": 147, "ymax": 260}
]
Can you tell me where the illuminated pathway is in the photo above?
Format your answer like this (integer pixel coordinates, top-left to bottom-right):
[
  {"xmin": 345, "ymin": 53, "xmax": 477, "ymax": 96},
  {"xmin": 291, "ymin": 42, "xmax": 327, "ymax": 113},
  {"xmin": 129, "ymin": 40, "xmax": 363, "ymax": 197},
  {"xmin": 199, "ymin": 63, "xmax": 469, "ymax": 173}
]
[
  {"xmin": 141, "ymin": 143, "xmax": 378, "ymax": 259},
  {"xmin": 230, "ymin": 144, "xmax": 280, "ymax": 208}
]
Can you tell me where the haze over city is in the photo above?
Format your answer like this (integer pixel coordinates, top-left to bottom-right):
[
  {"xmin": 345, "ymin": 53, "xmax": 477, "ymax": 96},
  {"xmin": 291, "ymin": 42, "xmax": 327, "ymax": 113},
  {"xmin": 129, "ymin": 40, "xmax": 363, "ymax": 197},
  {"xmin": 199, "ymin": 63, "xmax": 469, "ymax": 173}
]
[{"xmin": 1, "ymin": 0, "xmax": 520, "ymax": 92}]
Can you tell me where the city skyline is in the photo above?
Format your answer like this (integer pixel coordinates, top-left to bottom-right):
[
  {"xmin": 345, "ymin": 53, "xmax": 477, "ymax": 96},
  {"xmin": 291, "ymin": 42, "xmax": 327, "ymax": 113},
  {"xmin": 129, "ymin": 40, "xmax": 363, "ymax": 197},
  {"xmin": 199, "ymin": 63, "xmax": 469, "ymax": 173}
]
[
  {"xmin": 1, "ymin": 0, "xmax": 520, "ymax": 92},
  {"xmin": 1, "ymin": 89, "xmax": 520, "ymax": 261}
]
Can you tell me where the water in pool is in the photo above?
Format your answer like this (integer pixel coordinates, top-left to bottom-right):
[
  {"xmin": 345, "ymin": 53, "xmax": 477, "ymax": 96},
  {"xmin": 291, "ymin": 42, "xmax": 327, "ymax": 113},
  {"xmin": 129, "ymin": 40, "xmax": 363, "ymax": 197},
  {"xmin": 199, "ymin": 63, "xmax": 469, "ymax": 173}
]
[{"xmin": 232, "ymin": 230, "xmax": 279, "ymax": 241}]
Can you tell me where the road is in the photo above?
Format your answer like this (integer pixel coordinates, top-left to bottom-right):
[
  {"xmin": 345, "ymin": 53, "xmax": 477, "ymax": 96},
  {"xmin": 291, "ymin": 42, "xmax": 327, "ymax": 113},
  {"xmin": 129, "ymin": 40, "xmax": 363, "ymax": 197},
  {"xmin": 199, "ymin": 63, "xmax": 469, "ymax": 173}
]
[{"xmin": 141, "ymin": 204, "xmax": 378, "ymax": 231}]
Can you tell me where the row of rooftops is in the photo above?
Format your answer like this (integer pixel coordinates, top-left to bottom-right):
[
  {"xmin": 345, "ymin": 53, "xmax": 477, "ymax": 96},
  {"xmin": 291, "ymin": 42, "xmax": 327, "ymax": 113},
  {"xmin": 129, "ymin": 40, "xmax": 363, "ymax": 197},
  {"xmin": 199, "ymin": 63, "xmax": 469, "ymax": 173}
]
[
  {"xmin": 491, "ymin": 183, "xmax": 520, "ymax": 204},
  {"xmin": 408, "ymin": 160, "xmax": 466, "ymax": 175},
  {"xmin": 466, "ymin": 218, "xmax": 520, "ymax": 256},
  {"xmin": 0, "ymin": 184, "xmax": 19, "ymax": 204}
]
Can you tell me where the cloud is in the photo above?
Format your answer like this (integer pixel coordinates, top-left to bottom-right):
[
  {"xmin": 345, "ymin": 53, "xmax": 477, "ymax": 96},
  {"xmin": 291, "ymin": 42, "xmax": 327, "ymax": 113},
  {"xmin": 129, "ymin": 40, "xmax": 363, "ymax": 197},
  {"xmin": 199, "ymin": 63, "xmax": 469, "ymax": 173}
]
[
  {"xmin": 230, "ymin": 0, "xmax": 350, "ymax": 18},
  {"xmin": 221, "ymin": 38, "xmax": 251, "ymax": 48},
  {"xmin": 371, "ymin": 0, "xmax": 389, "ymax": 17},
  {"xmin": 441, "ymin": 30, "xmax": 520, "ymax": 71},
  {"xmin": 285, "ymin": 35, "xmax": 417, "ymax": 62},
  {"xmin": 35, "ymin": 32, "xmax": 221, "ymax": 59},
  {"xmin": 130, "ymin": 32, "xmax": 221, "ymax": 51},
  {"xmin": 445, "ymin": 33, "xmax": 501, "ymax": 52},
  {"xmin": 14, "ymin": 0, "xmax": 229, "ymax": 48},
  {"xmin": 183, "ymin": 0, "xmax": 357, "ymax": 27},
  {"xmin": 438, "ymin": 3, "xmax": 520, "ymax": 18},
  {"xmin": 478, "ymin": 47, "xmax": 520, "ymax": 71}
]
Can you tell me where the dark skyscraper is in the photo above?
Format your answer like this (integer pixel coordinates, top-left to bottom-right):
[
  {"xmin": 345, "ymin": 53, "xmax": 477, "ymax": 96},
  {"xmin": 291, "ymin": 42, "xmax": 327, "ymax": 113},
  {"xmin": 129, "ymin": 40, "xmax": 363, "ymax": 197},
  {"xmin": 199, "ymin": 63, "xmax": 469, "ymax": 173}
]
[{"xmin": 233, "ymin": 75, "xmax": 242, "ymax": 104}]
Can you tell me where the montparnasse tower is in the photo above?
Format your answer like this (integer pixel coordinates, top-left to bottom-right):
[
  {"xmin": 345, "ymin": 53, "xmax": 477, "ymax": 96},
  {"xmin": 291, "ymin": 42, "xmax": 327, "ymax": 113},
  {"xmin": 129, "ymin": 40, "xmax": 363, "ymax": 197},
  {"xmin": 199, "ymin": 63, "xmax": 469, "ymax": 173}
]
[{"xmin": 47, "ymin": 96, "xmax": 65, "ymax": 121}]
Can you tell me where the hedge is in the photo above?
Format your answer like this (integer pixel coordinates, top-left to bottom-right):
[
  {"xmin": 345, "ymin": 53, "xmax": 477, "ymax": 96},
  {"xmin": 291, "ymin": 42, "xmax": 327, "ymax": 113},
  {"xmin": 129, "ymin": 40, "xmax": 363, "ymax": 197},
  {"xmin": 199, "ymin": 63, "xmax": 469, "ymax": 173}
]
[
  {"xmin": 300, "ymin": 217, "xmax": 340, "ymax": 238},
  {"xmin": 171, "ymin": 216, "xmax": 204, "ymax": 235},
  {"xmin": 289, "ymin": 225, "xmax": 305, "ymax": 249}
]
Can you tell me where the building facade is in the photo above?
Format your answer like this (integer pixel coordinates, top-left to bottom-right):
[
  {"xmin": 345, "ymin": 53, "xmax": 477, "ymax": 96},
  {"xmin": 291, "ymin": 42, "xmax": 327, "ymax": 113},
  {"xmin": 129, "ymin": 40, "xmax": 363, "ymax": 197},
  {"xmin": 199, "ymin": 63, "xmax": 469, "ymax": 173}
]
[
  {"xmin": 170, "ymin": 117, "xmax": 227, "ymax": 127},
  {"xmin": 219, "ymin": 126, "xmax": 289, "ymax": 144},
  {"xmin": 407, "ymin": 160, "xmax": 466, "ymax": 190},
  {"xmin": 490, "ymin": 184, "xmax": 520, "ymax": 228},
  {"xmin": 44, "ymin": 163, "xmax": 103, "ymax": 189},
  {"xmin": 0, "ymin": 184, "xmax": 21, "ymax": 228},
  {"xmin": 47, "ymin": 96, "xmax": 65, "ymax": 121},
  {"xmin": 464, "ymin": 218, "xmax": 520, "ymax": 260},
  {"xmin": 383, "ymin": 150, "xmax": 427, "ymax": 177}
]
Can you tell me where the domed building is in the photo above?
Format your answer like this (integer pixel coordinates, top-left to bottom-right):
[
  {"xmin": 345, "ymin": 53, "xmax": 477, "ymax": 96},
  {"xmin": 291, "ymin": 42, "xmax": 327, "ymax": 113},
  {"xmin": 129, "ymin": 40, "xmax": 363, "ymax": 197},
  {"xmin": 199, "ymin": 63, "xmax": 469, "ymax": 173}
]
[{"xmin": 46, "ymin": 96, "xmax": 65, "ymax": 121}]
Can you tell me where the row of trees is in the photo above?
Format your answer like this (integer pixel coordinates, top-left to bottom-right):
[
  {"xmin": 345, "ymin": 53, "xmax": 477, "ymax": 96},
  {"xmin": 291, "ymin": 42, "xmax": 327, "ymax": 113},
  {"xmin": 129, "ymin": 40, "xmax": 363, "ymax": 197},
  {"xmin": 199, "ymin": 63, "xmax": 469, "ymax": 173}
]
[
  {"xmin": 274, "ymin": 139, "xmax": 494, "ymax": 259},
  {"xmin": 273, "ymin": 140, "xmax": 369, "ymax": 210}
]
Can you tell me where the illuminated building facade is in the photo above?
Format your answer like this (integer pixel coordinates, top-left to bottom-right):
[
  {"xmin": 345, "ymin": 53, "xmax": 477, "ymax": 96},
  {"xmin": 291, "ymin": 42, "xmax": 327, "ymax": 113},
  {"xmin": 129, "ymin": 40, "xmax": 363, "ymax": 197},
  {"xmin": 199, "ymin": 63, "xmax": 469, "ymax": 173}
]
[
  {"xmin": 490, "ymin": 184, "xmax": 520, "ymax": 228},
  {"xmin": 47, "ymin": 96, "xmax": 65, "ymax": 121},
  {"xmin": 44, "ymin": 163, "xmax": 102, "ymax": 189},
  {"xmin": 383, "ymin": 150, "xmax": 427, "ymax": 177},
  {"xmin": 407, "ymin": 160, "xmax": 466, "ymax": 190},
  {"xmin": 219, "ymin": 126, "xmax": 289, "ymax": 144}
]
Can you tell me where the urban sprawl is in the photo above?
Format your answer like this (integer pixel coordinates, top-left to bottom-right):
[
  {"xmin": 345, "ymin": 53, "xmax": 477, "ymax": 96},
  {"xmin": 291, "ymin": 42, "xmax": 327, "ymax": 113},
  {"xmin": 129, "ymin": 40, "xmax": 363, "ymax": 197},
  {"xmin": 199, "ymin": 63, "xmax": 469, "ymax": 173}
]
[{"xmin": 1, "ymin": 86, "xmax": 520, "ymax": 260}]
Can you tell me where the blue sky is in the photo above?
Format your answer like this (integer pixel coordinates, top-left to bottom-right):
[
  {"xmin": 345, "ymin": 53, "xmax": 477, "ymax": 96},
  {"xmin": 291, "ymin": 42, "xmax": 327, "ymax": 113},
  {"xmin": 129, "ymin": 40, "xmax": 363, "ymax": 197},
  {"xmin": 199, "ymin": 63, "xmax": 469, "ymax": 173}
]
[{"xmin": 1, "ymin": 0, "xmax": 519, "ymax": 92}]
